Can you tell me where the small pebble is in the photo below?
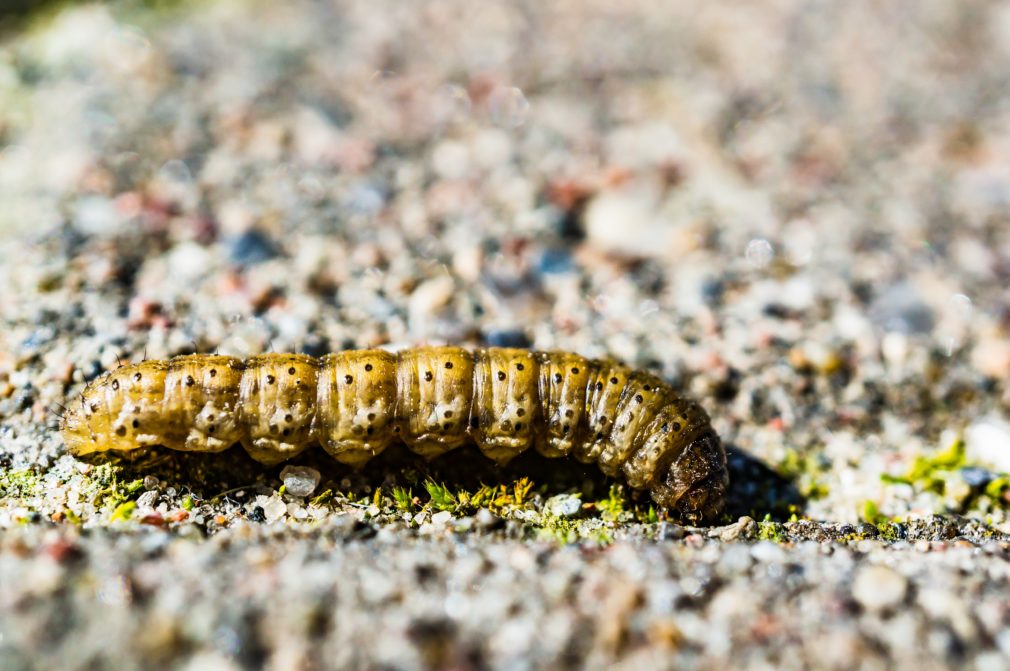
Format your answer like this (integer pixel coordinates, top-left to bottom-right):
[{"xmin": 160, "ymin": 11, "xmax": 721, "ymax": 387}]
[
  {"xmin": 545, "ymin": 494, "xmax": 582, "ymax": 518},
  {"xmin": 719, "ymin": 516, "xmax": 756, "ymax": 542},
  {"xmin": 280, "ymin": 466, "xmax": 321, "ymax": 498},
  {"xmin": 750, "ymin": 541, "xmax": 786, "ymax": 563},
  {"xmin": 657, "ymin": 522, "xmax": 685, "ymax": 540},
  {"xmin": 226, "ymin": 229, "xmax": 279, "ymax": 265},
  {"xmin": 971, "ymin": 335, "xmax": 1010, "ymax": 378},
  {"xmin": 852, "ymin": 565, "xmax": 907, "ymax": 612},
  {"xmin": 965, "ymin": 417, "xmax": 1010, "ymax": 472},
  {"xmin": 475, "ymin": 508, "xmax": 504, "ymax": 530},
  {"xmin": 430, "ymin": 510, "xmax": 453, "ymax": 527},
  {"xmin": 584, "ymin": 187, "xmax": 673, "ymax": 259},
  {"xmin": 73, "ymin": 196, "xmax": 122, "ymax": 236},
  {"xmin": 537, "ymin": 248, "xmax": 574, "ymax": 274},
  {"xmin": 135, "ymin": 490, "xmax": 158, "ymax": 509},
  {"xmin": 261, "ymin": 496, "xmax": 287, "ymax": 523},
  {"xmin": 408, "ymin": 276, "xmax": 454, "ymax": 322},
  {"xmin": 744, "ymin": 238, "xmax": 774, "ymax": 269},
  {"xmin": 484, "ymin": 329, "xmax": 532, "ymax": 349},
  {"xmin": 868, "ymin": 282, "xmax": 935, "ymax": 335},
  {"xmin": 959, "ymin": 466, "xmax": 994, "ymax": 488}
]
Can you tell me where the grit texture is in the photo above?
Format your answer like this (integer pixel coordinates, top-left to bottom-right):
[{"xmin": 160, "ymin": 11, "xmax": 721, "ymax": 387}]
[{"xmin": 2, "ymin": 1, "xmax": 1010, "ymax": 669}]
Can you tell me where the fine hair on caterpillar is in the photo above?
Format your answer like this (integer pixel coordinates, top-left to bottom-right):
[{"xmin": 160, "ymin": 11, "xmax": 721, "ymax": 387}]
[{"xmin": 61, "ymin": 347, "xmax": 728, "ymax": 522}]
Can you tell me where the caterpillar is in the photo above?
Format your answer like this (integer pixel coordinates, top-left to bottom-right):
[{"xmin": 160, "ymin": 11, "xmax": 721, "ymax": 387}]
[{"xmin": 60, "ymin": 347, "xmax": 728, "ymax": 522}]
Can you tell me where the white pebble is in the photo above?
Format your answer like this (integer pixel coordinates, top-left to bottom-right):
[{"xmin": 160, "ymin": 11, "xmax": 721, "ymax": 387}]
[
  {"xmin": 262, "ymin": 495, "xmax": 287, "ymax": 523},
  {"xmin": 135, "ymin": 490, "xmax": 158, "ymax": 510},
  {"xmin": 852, "ymin": 565, "xmax": 907, "ymax": 612},
  {"xmin": 750, "ymin": 541, "xmax": 785, "ymax": 563},
  {"xmin": 488, "ymin": 86, "xmax": 530, "ymax": 128},
  {"xmin": 965, "ymin": 416, "xmax": 1010, "ymax": 473},
  {"xmin": 745, "ymin": 238, "xmax": 774, "ymax": 269},
  {"xmin": 280, "ymin": 466, "xmax": 321, "ymax": 498},
  {"xmin": 431, "ymin": 510, "xmax": 454, "ymax": 526},
  {"xmin": 74, "ymin": 195, "xmax": 123, "ymax": 236},
  {"xmin": 545, "ymin": 494, "xmax": 582, "ymax": 517},
  {"xmin": 584, "ymin": 187, "xmax": 674, "ymax": 259},
  {"xmin": 972, "ymin": 334, "xmax": 1010, "ymax": 379},
  {"xmin": 472, "ymin": 128, "xmax": 513, "ymax": 169},
  {"xmin": 45, "ymin": 487, "xmax": 67, "ymax": 506},
  {"xmin": 975, "ymin": 652, "xmax": 1008, "ymax": 671},
  {"xmin": 167, "ymin": 242, "xmax": 213, "ymax": 282},
  {"xmin": 431, "ymin": 139, "xmax": 471, "ymax": 180},
  {"xmin": 408, "ymin": 275, "xmax": 455, "ymax": 328}
]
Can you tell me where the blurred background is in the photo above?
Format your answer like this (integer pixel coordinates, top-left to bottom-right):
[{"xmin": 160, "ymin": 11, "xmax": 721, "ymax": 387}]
[{"xmin": 3, "ymin": 2, "xmax": 1010, "ymax": 668}]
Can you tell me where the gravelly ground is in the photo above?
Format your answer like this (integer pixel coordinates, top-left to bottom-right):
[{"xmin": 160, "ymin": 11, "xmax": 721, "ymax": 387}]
[{"xmin": 3, "ymin": 1, "xmax": 1010, "ymax": 669}]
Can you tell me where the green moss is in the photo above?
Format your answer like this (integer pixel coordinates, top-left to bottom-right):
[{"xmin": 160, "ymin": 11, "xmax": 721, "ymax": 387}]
[
  {"xmin": 860, "ymin": 500, "xmax": 885, "ymax": 525},
  {"xmin": 875, "ymin": 521, "xmax": 904, "ymax": 542},
  {"xmin": 907, "ymin": 437, "xmax": 967, "ymax": 490},
  {"xmin": 595, "ymin": 484, "xmax": 628, "ymax": 522},
  {"xmin": 537, "ymin": 514, "xmax": 580, "ymax": 544},
  {"xmin": 881, "ymin": 437, "xmax": 1010, "ymax": 513},
  {"xmin": 82, "ymin": 463, "xmax": 147, "ymax": 510},
  {"xmin": 110, "ymin": 500, "xmax": 136, "ymax": 522},
  {"xmin": 309, "ymin": 488, "xmax": 334, "ymax": 507},
  {"xmin": 640, "ymin": 505, "xmax": 659, "ymax": 524},
  {"xmin": 985, "ymin": 477, "xmax": 1010, "ymax": 500},
  {"xmin": 423, "ymin": 479, "xmax": 458, "ymax": 512},
  {"xmin": 882, "ymin": 438, "xmax": 966, "ymax": 494},
  {"xmin": 777, "ymin": 449, "xmax": 830, "ymax": 501},
  {"xmin": 0, "ymin": 469, "xmax": 42, "ymax": 498},
  {"xmin": 857, "ymin": 500, "xmax": 905, "ymax": 540},
  {"xmin": 391, "ymin": 486, "xmax": 414, "ymax": 512},
  {"xmin": 757, "ymin": 515, "xmax": 785, "ymax": 542},
  {"xmin": 416, "ymin": 476, "xmax": 538, "ymax": 516},
  {"xmin": 512, "ymin": 478, "xmax": 533, "ymax": 506}
]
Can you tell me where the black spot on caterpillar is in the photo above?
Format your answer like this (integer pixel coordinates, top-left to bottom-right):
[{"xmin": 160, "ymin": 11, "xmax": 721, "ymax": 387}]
[{"xmin": 61, "ymin": 347, "xmax": 727, "ymax": 522}]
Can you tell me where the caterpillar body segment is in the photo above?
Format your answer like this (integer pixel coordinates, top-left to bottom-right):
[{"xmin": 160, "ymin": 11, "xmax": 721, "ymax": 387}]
[
  {"xmin": 535, "ymin": 350, "xmax": 592, "ymax": 459},
  {"xmin": 61, "ymin": 347, "xmax": 728, "ymax": 521},
  {"xmin": 239, "ymin": 354, "xmax": 319, "ymax": 465},
  {"xmin": 316, "ymin": 350, "xmax": 398, "ymax": 467},
  {"xmin": 163, "ymin": 354, "xmax": 244, "ymax": 453},
  {"xmin": 395, "ymin": 346, "xmax": 475, "ymax": 459},
  {"xmin": 472, "ymin": 347, "xmax": 540, "ymax": 463}
]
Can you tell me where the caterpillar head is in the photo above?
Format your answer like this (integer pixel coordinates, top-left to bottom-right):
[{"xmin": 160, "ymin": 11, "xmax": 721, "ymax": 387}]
[
  {"xmin": 60, "ymin": 401, "xmax": 97, "ymax": 457},
  {"xmin": 651, "ymin": 430, "xmax": 728, "ymax": 524},
  {"xmin": 671, "ymin": 468, "xmax": 729, "ymax": 524}
]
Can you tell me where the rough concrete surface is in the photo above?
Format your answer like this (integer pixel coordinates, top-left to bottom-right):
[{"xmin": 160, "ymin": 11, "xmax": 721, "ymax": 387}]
[{"xmin": 2, "ymin": 1, "xmax": 1010, "ymax": 669}]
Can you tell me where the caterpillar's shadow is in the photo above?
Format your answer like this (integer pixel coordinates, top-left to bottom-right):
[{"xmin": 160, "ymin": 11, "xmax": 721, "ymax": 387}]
[
  {"xmin": 723, "ymin": 443, "xmax": 806, "ymax": 522},
  {"xmin": 91, "ymin": 443, "xmax": 623, "ymax": 507},
  {"xmin": 84, "ymin": 442, "xmax": 806, "ymax": 521}
]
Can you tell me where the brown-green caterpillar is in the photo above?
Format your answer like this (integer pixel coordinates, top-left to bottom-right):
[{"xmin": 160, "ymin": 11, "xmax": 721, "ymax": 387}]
[{"xmin": 60, "ymin": 347, "xmax": 727, "ymax": 521}]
